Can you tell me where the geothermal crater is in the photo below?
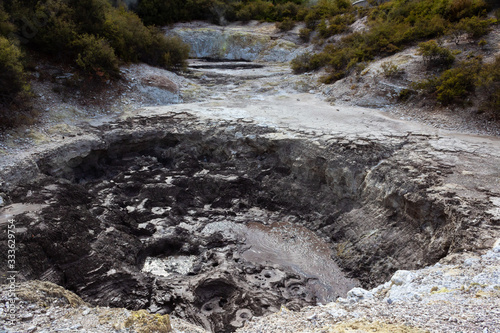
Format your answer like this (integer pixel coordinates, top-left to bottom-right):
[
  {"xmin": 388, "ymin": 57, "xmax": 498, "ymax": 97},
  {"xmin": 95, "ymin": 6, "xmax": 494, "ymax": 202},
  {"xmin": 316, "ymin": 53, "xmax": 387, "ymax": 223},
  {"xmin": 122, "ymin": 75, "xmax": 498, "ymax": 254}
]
[{"xmin": 0, "ymin": 115, "xmax": 473, "ymax": 332}]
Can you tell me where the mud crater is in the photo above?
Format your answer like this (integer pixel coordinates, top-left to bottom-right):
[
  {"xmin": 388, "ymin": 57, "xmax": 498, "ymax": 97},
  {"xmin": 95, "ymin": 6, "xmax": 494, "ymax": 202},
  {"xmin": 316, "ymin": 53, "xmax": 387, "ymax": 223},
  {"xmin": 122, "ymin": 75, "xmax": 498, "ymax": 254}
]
[{"xmin": 0, "ymin": 119, "xmax": 467, "ymax": 332}]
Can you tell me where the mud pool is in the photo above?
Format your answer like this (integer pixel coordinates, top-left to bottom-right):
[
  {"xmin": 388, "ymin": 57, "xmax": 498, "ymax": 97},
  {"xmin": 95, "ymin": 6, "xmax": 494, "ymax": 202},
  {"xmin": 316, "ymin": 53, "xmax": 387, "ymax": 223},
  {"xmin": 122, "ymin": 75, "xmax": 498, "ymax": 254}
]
[{"xmin": 0, "ymin": 112, "xmax": 488, "ymax": 332}]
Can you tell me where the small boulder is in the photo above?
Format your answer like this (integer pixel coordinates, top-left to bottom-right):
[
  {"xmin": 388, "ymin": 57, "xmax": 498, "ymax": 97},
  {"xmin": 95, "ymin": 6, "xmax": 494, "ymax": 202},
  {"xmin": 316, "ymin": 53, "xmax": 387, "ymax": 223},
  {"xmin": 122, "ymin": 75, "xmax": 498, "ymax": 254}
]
[
  {"xmin": 21, "ymin": 313, "xmax": 34, "ymax": 321},
  {"xmin": 391, "ymin": 270, "xmax": 414, "ymax": 286},
  {"xmin": 346, "ymin": 287, "xmax": 374, "ymax": 302}
]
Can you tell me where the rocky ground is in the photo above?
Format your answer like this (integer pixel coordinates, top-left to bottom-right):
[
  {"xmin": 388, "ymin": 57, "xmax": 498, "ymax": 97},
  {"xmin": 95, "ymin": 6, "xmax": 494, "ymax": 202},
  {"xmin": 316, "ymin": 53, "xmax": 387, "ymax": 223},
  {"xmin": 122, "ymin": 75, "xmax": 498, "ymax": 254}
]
[{"xmin": 1, "ymin": 20, "xmax": 500, "ymax": 333}]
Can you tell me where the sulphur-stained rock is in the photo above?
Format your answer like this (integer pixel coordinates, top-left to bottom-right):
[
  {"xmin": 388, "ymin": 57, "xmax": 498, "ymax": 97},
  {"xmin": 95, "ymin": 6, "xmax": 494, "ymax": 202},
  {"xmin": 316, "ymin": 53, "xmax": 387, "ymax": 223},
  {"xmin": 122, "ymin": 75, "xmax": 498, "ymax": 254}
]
[{"xmin": 123, "ymin": 310, "xmax": 172, "ymax": 333}]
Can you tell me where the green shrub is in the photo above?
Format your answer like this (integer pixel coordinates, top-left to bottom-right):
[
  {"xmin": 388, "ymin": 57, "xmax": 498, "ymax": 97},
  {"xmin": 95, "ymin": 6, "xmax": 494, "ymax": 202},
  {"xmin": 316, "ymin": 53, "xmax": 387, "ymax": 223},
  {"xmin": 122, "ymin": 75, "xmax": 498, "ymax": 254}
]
[
  {"xmin": 33, "ymin": 0, "xmax": 77, "ymax": 57},
  {"xmin": 275, "ymin": 2, "xmax": 301, "ymax": 21},
  {"xmin": 71, "ymin": 34, "xmax": 120, "ymax": 80},
  {"xmin": 435, "ymin": 58, "xmax": 481, "ymax": 104},
  {"xmin": 135, "ymin": 0, "xmax": 185, "ymax": 25},
  {"xmin": 398, "ymin": 88, "xmax": 414, "ymax": 101},
  {"xmin": 455, "ymin": 15, "xmax": 494, "ymax": 40},
  {"xmin": 136, "ymin": 0, "xmax": 219, "ymax": 25},
  {"xmin": 0, "ymin": 36, "xmax": 27, "ymax": 99},
  {"xmin": 417, "ymin": 40, "xmax": 455, "ymax": 69},
  {"xmin": 299, "ymin": 27, "xmax": 312, "ymax": 42},
  {"xmin": 416, "ymin": 57, "xmax": 482, "ymax": 105},
  {"xmin": 381, "ymin": 61, "xmax": 404, "ymax": 78},
  {"xmin": 477, "ymin": 55, "xmax": 500, "ymax": 114},
  {"xmin": 103, "ymin": 6, "xmax": 189, "ymax": 69},
  {"xmin": 444, "ymin": 0, "xmax": 488, "ymax": 22},
  {"xmin": 0, "ymin": 36, "xmax": 30, "ymax": 127},
  {"xmin": 236, "ymin": 1, "xmax": 274, "ymax": 22},
  {"xmin": 0, "ymin": 4, "xmax": 15, "ymax": 37},
  {"xmin": 13, "ymin": 0, "xmax": 190, "ymax": 72},
  {"xmin": 315, "ymin": 15, "xmax": 353, "ymax": 39},
  {"xmin": 276, "ymin": 18, "xmax": 296, "ymax": 31},
  {"xmin": 155, "ymin": 34, "xmax": 190, "ymax": 70},
  {"xmin": 317, "ymin": 19, "xmax": 328, "ymax": 37},
  {"xmin": 303, "ymin": 0, "xmax": 352, "ymax": 30},
  {"xmin": 304, "ymin": 11, "xmax": 319, "ymax": 29},
  {"xmin": 312, "ymin": 0, "xmax": 351, "ymax": 18},
  {"xmin": 291, "ymin": 52, "xmax": 332, "ymax": 73},
  {"xmin": 68, "ymin": 0, "xmax": 109, "ymax": 35},
  {"xmin": 291, "ymin": 52, "xmax": 314, "ymax": 73},
  {"xmin": 103, "ymin": 6, "xmax": 144, "ymax": 63}
]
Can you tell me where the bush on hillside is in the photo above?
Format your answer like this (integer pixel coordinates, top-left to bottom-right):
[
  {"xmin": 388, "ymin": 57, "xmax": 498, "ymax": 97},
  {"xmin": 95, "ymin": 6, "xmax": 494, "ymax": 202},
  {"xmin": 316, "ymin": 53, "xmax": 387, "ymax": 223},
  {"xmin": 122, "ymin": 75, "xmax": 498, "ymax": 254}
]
[
  {"xmin": 0, "ymin": 36, "xmax": 27, "ymax": 102},
  {"xmin": 434, "ymin": 57, "xmax": 481, "ymax": 104},
  {"xmin": 276, "ymin": 17, "xmax": 296, "ymax": 31},
  {"xmin": 102, "ymin": 6, "xmax": 189, "ymax": 69},
  {"xmin": 316, "ymin": 13, "xmax": 354, "ymax": 39},
  {"xmin": 135, "ymin": 0, "xmax": 184, "ymax": 25},
  {"xmin": 414, "ymin": 57, "xmax": 482, "ymax": 105},
  {"xmin": 71, "ymin": 34, "xmax": 120, "ymax": 80},
  {"xmin": 299, "ymin": 27, "xmax": 312, "ymax": 42},
  {"xmin": 236, "ymin": 1, "xmax": 274, "ymax": 22},
  {"xmin": 136, "ymin": 0, "xmax": 217, "ymax": 25},
  {"xmin": 292, "ymin": 0, "xmax": 494, "ymax": 82},
  {"xmin": 381, "ymin": 61, "xmax": 404, "ymax": 78},
  {"xmin": 68, "ymin": 0, "xmax": 109, "ymax": 35},
  {"xmin": 477, "ymin": 55, "xmax": 500, "ymax": 114},
  {"xmin": 275, "ymin": 2, "xmax": 301, "ymax": 21},
  {"xmin": 304, "ymin": 0, "xmax": 352, "ymax": 30},
  {"xmin": 153, "ymin": 34, "xmax": 190, "ymax": 70},
  {"xmin": 456, "ymin": 15, "xmax": 495, "ymax": 40},
  {"xmin": 32, "ymin": 0, "xmax": 76, "ymax": 57},
  {"xmin": 444, "ymin": 0, "xmax": 488, "ymax": 22},
  {"xmin": 417, "ymin": 40, "xmax": 455, "ymax": 69},
  {"xmin": 0, "ymin": 36, "xmax": 31, "ymax": 127},
  {"xmin": 10, "ymin": 0, "xmax": 190, "ymax": 72},
  {"xmin": 291, "ymin": 51, "xmax": 332, "ymax": 73}
]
